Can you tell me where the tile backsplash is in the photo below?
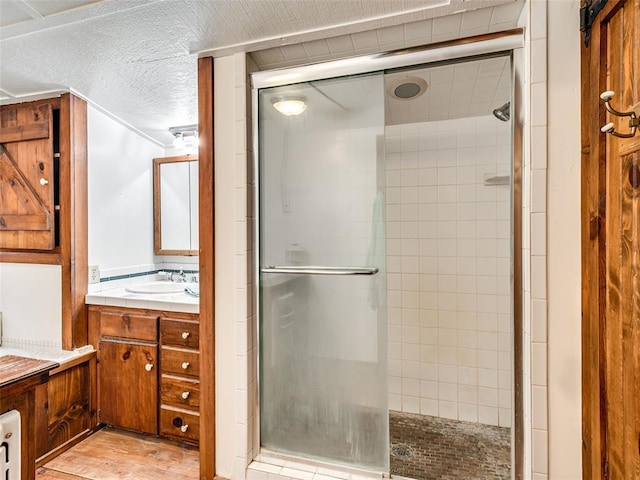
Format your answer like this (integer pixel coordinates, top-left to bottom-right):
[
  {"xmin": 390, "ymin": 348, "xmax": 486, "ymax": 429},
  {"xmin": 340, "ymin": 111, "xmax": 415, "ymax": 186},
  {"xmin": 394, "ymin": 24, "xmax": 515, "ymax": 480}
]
[{"xmin": 87, "ymin": 261, "xmax": 199, "ymax": 294}]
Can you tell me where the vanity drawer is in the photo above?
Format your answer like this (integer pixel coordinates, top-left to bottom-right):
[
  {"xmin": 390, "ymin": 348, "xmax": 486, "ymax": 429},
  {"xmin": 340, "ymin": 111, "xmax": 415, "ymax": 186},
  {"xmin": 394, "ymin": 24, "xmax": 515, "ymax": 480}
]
[
  {"xmin": 99, "ymin": 310, "xmax": 158, "ymax": 342},
  {"xmin": 161, "ymin": 374, "xmax": 200, "ymax": 408},
  {"xmin": 160, "ymin": 406, "xmax": 199, "ymax": 443},
  {"xmin": 160, "ymin": 318, "xmax": 199, "ymax": 348},
  {"xmin": 161, "ymin": 347, "xmax": 200, "ymax": 378}
]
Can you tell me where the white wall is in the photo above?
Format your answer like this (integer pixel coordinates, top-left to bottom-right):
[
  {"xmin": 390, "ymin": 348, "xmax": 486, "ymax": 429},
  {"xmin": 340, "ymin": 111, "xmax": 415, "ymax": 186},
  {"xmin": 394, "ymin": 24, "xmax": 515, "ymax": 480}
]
[
  {"xmin": 546, "ymin": 0, "xmax": 581, "ymax": 477},
  {"xmin": 0, "ymin": 263, "xmax": 62, "ymax": 347},
  {"xmin": 214, "ymin": 54, "xmax": 241, "ymax": 479},
  {"xmin": 386, "ymin": 116, "xmax": 512, "ymax": 428},
  {"xmin": 87, "ymin": 105, "xmax": 165, "ymax": 278}
]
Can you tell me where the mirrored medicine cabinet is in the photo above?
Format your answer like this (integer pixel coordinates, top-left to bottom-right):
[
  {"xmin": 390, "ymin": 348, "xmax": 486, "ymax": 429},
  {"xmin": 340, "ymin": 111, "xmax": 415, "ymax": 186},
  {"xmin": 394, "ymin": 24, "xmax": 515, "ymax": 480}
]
[{"xmin": 153, "ymin": 154, "xmax": 199, "ymax": 256}]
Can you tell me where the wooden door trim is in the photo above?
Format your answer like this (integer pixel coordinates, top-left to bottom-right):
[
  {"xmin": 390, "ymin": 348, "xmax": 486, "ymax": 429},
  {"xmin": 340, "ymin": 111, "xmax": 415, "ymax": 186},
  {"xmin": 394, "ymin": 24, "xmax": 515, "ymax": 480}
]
[
  {"xmin": 198, "ymin": 56, "xmax": 216, "ymax": 480},
  {"xmin": 581, "ymin": 0, "xmax": 639, "ymax": 478},
  {"xmin": 60, "ymin": 93, "xmax": 89, "ymax": 349},
  {"xmin": 581, "ymin": 1, "xmax": 609, "ymax": 475}
]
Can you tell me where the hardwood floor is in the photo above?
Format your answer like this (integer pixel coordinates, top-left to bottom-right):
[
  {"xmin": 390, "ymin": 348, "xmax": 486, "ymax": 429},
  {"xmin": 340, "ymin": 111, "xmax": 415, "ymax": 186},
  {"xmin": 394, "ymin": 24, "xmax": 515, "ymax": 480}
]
[{"xmin": 37, "ymin": 427, "xmax": 199, "ymax": 480}]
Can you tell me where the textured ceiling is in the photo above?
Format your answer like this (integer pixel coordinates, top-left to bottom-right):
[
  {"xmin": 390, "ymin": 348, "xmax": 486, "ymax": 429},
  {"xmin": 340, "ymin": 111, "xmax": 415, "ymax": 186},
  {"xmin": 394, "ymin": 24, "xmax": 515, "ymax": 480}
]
[{"xmin": 0, "ymin": 0, "xmax": 522, "ymax": 145}]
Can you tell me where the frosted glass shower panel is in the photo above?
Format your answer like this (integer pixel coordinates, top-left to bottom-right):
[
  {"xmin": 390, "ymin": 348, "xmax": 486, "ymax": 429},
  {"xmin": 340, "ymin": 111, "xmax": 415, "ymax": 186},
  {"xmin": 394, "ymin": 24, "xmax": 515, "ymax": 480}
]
[{"xmin": 259, "ymin": 73, "xmax": 389, "ymax": 471}]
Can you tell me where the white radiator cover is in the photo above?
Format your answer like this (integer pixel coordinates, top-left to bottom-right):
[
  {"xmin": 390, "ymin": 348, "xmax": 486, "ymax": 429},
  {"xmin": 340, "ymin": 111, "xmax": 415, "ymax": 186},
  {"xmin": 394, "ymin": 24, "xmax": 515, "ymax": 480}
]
[{"xmin": 0, "ymin": 409, "xmax": 21, "ymax": 480}]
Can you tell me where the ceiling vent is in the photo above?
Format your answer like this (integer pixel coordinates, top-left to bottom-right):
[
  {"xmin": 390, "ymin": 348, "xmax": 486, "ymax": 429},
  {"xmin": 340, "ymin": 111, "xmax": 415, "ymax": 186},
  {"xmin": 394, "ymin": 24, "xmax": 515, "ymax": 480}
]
[{"xmin": 387, "ymin": 76, "xmax": 428, "ymax": 101}]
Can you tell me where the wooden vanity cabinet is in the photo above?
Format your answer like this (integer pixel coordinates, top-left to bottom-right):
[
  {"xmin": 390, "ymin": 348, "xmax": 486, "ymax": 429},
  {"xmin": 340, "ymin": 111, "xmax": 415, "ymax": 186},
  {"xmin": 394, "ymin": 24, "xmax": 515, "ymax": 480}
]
[
  {"xmin": 89, "ymin": 306, "xmax": 159, "ymax": 435},
  {"xmin": 88, "ymin": 305, "xmax": 200, "ymax": 444},
  {"xmin": 98, "ymin": 339, "xmax": 158, "ymax": 434},
  {"xmin": 159, "ymin": 315, "xmax": 201, "ymax": 444}
]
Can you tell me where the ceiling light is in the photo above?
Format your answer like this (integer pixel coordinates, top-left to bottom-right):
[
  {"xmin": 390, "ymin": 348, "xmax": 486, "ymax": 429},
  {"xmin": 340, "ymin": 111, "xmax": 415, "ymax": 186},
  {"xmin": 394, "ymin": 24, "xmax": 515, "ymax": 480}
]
[
  {"xmin": 169, "ymin": 124, "xmax": 198, "ymax": 149},
  {"xmin": 173, "ymin": 132, "xmax": 185, "ymax": 148},
  {"xmin": 272, "ymin": 97, "xmax": 307, "ymax": 116}
]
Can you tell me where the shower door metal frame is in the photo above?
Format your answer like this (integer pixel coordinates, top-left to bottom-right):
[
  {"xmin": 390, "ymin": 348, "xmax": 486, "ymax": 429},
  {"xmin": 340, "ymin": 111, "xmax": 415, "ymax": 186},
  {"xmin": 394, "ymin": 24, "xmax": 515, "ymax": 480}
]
[{"xmin": 252, "ymin": 28, "xmax": 525, "ymax": 478}]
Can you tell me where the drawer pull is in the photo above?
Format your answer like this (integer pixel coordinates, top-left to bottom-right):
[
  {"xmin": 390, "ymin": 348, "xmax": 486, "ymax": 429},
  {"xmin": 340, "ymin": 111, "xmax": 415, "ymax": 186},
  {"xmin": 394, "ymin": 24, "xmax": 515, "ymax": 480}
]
[
  {"xmin": 145, "ymin": 363, "xmax": 154, "ymax": 372},
  {"xmin": 181, "ymin": 391, "xmax": 190, "ymax": 399},
  {"xmin": 181, "ymin": 362, "xmax": 190, "ymax": 370},
  {"xmin": 180, "ymin": 424, "xmax": 189, "ymax": 433},
  {"xmin": 181, "ymin": 332, "xmax": 190, "ymax": 339}
]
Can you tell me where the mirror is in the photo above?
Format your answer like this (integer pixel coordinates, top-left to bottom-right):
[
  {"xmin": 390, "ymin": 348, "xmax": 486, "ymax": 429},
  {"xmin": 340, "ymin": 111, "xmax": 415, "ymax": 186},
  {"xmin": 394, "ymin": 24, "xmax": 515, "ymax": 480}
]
[{"xmin": 153, "ymin": 154, "xmax": 199, "ymax": 255}]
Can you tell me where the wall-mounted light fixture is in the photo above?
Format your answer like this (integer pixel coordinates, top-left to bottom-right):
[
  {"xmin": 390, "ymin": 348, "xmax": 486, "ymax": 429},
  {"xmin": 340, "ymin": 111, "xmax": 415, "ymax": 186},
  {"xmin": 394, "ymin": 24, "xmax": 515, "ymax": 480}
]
[
  {"xmin": 169, "ymin": 124, "xmax": 199, "ymax": 149},
  {"xmin": 272, "ymin": 96, "xmax": 307, "ymax": 116}
]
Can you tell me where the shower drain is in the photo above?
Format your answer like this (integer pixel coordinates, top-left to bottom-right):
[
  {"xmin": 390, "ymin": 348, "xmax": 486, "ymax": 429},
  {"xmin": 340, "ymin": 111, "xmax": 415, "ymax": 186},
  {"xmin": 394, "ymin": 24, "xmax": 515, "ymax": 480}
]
[{"xmin": 391, "ymin": 443, "xmax": 414, "ymax": 459}]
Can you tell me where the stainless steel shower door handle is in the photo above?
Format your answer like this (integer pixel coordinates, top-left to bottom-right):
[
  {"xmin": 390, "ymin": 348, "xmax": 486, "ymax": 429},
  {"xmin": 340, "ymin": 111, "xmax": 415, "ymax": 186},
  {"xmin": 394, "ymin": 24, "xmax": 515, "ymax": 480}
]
[{"xmin": 261, "ymin": 265, "xmax": 379, "ymax": 276}]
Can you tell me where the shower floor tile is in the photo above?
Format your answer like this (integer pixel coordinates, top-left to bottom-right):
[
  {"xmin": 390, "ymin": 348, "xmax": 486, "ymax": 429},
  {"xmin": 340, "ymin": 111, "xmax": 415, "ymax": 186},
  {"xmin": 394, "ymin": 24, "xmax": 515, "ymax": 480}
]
[{"xmin": 389, "ymin": 411, "xmax": 510, "ymax": 480}]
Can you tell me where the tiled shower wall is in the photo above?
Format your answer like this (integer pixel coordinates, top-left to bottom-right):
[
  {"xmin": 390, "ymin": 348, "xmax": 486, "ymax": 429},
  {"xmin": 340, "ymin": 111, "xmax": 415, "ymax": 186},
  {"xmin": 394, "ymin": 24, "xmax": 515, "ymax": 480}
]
[{"xmin": 385, "ymin": 115, "xmax": 512, "ymax": 427}]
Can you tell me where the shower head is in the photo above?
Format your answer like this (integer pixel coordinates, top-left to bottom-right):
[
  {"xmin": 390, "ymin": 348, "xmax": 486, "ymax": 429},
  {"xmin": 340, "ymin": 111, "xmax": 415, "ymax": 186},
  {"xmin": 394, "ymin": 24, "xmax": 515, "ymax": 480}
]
[{"xmin": 493, "ymin": 102, "xmax": 510, "ymax": 122}]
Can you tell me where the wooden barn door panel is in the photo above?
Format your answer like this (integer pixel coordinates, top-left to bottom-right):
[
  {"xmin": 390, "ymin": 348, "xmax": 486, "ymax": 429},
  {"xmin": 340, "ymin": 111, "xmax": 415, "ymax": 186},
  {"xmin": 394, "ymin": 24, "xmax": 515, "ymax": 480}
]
[
  {"xmin": 582, "ymin": 0, "xmax": 640, "ymax": 478},
  {"xmin": 0, "ymin": 103, "xmax": 54, "ymax": 250}
]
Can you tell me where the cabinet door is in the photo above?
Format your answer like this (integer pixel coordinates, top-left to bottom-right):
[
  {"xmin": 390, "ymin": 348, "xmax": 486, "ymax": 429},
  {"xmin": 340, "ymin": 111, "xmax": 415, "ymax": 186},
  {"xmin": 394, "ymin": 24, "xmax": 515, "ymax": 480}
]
[
  {"xmin": 0, "ymin": 103, "xmax": 55, "ymax": 250},
  {"xmin": 98, "ymin": 339, "xmax": 157, "ymax": 434},
  {"xmin": 35, "ymin": 360, "xmax": 92, "ymax": 458}
]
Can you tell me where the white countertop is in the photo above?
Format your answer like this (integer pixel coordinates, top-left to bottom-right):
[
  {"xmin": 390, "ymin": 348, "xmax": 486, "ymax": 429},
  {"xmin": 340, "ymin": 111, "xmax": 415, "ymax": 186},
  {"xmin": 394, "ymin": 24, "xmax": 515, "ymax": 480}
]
[
  {"xmin": 85, "ymin": 284, "xmax": 199, "ymax": 314},
  {"xmin": 0, "ymin": 344, "xmax": 94, "ymax": 364}
]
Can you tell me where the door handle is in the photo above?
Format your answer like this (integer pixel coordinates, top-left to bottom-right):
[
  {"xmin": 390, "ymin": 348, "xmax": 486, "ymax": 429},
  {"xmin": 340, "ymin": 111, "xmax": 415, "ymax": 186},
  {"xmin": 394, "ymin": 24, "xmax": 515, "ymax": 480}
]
[{"xmin": 261, "ymin": 265, "xmax": 378, "ymax": 275}]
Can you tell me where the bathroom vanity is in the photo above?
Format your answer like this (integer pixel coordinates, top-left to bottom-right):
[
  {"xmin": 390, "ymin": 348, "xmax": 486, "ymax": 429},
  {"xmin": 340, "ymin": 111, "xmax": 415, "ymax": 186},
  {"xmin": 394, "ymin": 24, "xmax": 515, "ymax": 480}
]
[{"xmin": 87, "ymin": 300, "xmax": 200, "ymax": 445}]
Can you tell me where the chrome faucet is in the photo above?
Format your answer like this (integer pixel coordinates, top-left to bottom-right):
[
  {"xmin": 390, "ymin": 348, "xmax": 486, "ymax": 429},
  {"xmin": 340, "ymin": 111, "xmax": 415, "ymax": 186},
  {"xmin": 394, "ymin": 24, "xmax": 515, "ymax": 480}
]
[{"xmin": 170, "ymin": 266, "xmax": 187, "ymax": 283}]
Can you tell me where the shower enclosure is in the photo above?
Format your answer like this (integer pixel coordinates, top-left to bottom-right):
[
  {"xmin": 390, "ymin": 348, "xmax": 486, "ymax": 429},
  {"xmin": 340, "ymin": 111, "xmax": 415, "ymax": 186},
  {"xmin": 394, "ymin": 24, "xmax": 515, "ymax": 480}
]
[
  {"xmin": 258, "ymin": 73, "xmax": 389, "ymax": 471},
  {"xmin": 255, "ymin": 33, "xmax": 521, "ymax": 478}
]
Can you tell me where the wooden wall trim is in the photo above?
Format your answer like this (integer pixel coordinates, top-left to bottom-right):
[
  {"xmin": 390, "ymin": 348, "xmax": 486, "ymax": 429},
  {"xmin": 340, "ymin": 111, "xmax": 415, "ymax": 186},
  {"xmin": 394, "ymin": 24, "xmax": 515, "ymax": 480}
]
[
  {"xmin": 580, "ymin": 19, "xmax": 600, "ymax": 476},
  {"xmin": 0, "ymin": 250, "xmax": 61, "ymax": 264},
  {"xmin": 59, "ymin": 93, "xmax": 88, "ymax": 349},
  {"xmin": 198, "ymin": 56, "xmax": 216, "ymax": 480}
]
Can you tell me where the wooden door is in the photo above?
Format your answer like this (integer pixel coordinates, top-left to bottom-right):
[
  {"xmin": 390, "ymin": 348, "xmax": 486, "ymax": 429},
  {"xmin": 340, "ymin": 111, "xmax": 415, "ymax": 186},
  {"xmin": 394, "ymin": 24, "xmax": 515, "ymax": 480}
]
[
  {"xmin": 0, "ymin": 103, "xmax": 55, "ymax": 250},
  {"xmin": 98, "ymin": 339, "xmax": 158, "ymax": 434},
  {"xmin": 581, "ymin": 0, "xmax": 640, "ymax": 478}
]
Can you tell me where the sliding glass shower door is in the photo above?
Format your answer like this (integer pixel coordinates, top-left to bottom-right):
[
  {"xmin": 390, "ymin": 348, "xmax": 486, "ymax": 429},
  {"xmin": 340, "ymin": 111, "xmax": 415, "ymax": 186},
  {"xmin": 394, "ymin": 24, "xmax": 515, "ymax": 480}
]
[{"xmin": 258, "ymin": 73, "xmax": 388, "ymax": 471}]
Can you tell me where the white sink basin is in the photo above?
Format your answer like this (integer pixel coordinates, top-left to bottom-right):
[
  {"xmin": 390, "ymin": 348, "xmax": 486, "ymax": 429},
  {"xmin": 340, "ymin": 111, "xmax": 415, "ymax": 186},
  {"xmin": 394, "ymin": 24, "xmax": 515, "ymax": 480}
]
[{"xmin": 125, "ymin": 282, "xmax": 197, "ymax": 294}]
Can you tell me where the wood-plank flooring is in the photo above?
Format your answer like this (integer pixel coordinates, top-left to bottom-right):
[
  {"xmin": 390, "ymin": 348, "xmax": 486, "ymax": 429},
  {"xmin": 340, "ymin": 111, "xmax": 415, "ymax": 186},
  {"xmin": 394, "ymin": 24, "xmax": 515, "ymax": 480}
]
[{"xmin": 37, "ymin": 427, "xmax": 199, "ymax": 480}]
